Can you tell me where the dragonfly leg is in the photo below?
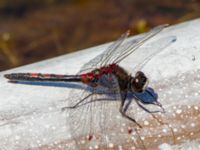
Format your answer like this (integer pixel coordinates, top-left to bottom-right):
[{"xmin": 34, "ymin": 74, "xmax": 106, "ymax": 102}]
[
  {"xmin": 62, "ymin": 89, "xmax": 117, "ymax": 111},
  {"xmin": 62, "ymin": 93, "xmax": 94, "ymax": 111},
  {"xmin": 119, "ymin": 96, "xmax": 142, "ymax": 128},
  {"xmin": 134, "ymin": 95, "xmax": 165, "ymax": 113},
  {"xmin": 135, "ymin": 96, "xmax": 176, "ymax": 144},
  {"xmin": 135, "ymin": 100, "xmax": 164, "ymax": 113}
]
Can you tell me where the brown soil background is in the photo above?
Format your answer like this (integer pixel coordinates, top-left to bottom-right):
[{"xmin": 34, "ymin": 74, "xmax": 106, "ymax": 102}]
[{"xmin": 1, "ymin": 0, "xmax": 200, "ymax": 71}]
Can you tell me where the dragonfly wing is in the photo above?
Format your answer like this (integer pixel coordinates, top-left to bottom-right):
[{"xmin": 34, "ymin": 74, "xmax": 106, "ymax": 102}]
[
  {"xmin": 129, "ymin": 36, "xmax": 176, "ymax": 74},
  {"xmin": 66, "ymin": 75, "xmax": 132, "ymax": 149},
  {"xmin": 66, "ymin": 86, "xmax": 101, "ymax": 149},
  {"xmin": 79, "ymin": 25, "xmax": 169, "ymax": 74},
  {"xmin": 104, "ymin": 24, "xmax": 169, "ymax": 65},
  {"xmin": 79, "ymin": 31, "xmax": 130, "ymax": 74}
]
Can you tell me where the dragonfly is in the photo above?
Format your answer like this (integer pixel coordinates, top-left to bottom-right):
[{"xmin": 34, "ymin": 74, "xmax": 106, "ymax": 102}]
[{"xmin": 4, "ymin": 25, "xmax": 176, "ymax": 149}]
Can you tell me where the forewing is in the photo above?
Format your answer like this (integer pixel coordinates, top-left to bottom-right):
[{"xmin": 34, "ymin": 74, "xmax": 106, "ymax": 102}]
[
  {"xmin": 129, "ymin": 36, "xmax": 176, "ymax": 74},
  {"xmin": 105, "ymin": 24, "xmax": 169, "ymax": 65},
  {"xmin": 79, "ymin": 25, "xmax": 168, "ymax": 74}
]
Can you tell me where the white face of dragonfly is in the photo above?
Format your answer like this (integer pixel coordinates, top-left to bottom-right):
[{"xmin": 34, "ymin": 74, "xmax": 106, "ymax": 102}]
[{"xmin": 131, "ymin": 71, "xmax": 149, "ymax": 93}]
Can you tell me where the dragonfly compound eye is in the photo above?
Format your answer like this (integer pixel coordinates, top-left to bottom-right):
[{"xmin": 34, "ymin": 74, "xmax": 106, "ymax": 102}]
[{"xmin": 132, "ymin": 71, "xmax": 148, "ymax": 93}]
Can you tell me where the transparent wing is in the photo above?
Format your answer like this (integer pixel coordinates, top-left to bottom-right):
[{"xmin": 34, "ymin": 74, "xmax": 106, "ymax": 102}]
[
  {"xmin": 105, "ymin": 24, "xmax": 169, "ymax": 65},
  {"xmin": 130, "ymin": 36, "xmax": 176, "ymax": 73},
  {"xmin": 79, "ymin": 31, "xmax": 129, "ymax": 74},
  {"xmin": 79, "ymin": 25, "xmax": 168, "ymax": 74},
  {"xmin": 66, "ymin": 75, "xmax": 133, "ymax": 149}
]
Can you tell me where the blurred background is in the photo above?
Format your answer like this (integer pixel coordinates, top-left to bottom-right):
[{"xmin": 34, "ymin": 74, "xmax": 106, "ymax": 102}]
[{"xmin": 0, "ymin": 0, "xmax": 200, "ymax": 71}]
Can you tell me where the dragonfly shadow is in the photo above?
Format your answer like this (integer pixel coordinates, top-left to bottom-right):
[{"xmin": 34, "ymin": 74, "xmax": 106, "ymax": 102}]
[
  {"xmin": 9, "ymin": 80, "xmax": 86, "ymax": 90},
  {"xmin": 133, "ymin": 87, "xmax": 158, "ymax": 104},
  {"xmin": 64, "ymin": 86, "xmax": 160, "ymax": 110},
  {"xmin": 124, "ymin": 87, "xmax": 165, "ymax": 113},
  {"xmin": 13, "ymin": 80, "xmax": 164, "ymax": 114}
]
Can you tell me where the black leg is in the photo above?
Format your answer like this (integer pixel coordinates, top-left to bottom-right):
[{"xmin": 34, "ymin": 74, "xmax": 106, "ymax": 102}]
[
  {"xmin": 119, "ymin": 92, "xmax": 142, "ymax": 128},
  {"xmin": 62, "ymin": 91, "xmax": 116, "ymax": 110},
  {"xmin": 135, "ymin": 100, "xmax": 163, "ymax": 113},
  {"xmin": 62, "ymin": 93, "xmax": 94, "ymax": 111},
  {"xmin": 134, "ymin": 96, "xmax": 176, "ymax": 144},
  {"xmin": 120, "ymin": 108, "xmax": 142, "ymax": 128},
  {"xmin": 134, "ymin": 95, "xmax": 165, "ymax": 113}
]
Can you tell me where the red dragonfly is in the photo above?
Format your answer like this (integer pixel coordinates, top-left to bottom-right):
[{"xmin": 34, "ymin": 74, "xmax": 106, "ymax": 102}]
[{"xmin": 4, "ymin": 25, "xmax": 176, "ymax": 149}]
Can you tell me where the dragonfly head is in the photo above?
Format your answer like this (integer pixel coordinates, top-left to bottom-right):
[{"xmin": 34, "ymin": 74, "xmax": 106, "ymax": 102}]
[{"xmin": 131, "ymin": 71, "xmax": 149, "ymax": 93}]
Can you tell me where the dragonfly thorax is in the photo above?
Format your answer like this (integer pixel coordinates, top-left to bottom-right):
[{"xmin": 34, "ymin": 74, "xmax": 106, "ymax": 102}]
[{"xmin": 81, "ymin": 64, "xmax": 149, "ymax": 92}]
